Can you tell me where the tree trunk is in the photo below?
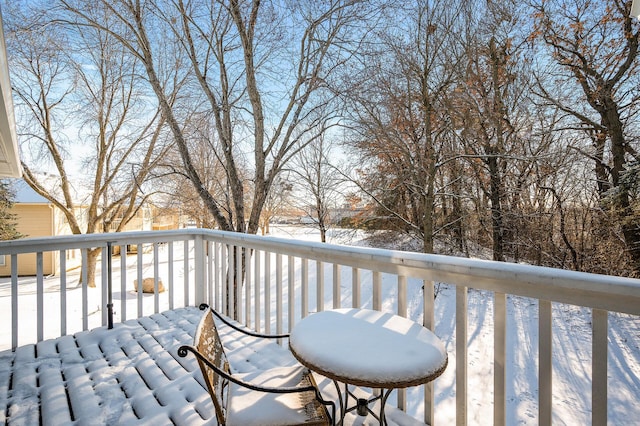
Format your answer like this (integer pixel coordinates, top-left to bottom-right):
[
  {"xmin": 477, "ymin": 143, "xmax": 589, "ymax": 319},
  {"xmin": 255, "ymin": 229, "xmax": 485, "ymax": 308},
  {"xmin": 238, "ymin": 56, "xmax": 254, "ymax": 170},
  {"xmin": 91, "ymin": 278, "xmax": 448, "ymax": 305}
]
[
  {"xmin": 487, "ymin": 152, "xmax": 504, "ymax": 262},
  {"xmin": 83, "ymin": 248, "xmax": 100, "ymax": 288}
]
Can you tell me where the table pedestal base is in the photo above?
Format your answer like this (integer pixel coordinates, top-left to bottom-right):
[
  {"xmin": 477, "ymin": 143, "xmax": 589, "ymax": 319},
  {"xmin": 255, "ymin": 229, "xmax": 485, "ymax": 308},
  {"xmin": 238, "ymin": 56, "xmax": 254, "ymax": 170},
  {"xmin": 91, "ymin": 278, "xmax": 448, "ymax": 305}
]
[{"xmin": 333, "ymin": 381, "xmax": 393, "ymax": 425}]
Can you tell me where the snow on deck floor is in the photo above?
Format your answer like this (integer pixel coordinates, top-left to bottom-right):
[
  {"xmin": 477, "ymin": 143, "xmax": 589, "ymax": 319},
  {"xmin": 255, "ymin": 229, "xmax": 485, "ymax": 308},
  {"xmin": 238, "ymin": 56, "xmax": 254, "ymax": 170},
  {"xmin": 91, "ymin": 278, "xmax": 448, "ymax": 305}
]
[{"xmin": 0, "ymin": 306, "xmax": 426, "ymax": 426}]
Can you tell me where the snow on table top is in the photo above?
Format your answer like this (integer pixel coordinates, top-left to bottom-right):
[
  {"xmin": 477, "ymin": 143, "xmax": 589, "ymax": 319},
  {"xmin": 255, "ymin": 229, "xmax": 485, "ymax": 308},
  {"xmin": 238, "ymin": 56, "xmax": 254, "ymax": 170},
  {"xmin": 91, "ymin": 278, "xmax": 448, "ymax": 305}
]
[{"xmin": 289, "ymin": 308, "xmax": 448, "ymax": 387}]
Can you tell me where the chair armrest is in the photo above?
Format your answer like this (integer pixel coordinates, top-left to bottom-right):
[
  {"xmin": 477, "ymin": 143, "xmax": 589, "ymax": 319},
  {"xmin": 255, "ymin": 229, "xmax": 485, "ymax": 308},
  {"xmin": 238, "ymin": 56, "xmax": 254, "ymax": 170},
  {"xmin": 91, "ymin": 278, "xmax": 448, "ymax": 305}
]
[
  {"xmin": 199, "ymin": 303, "xmax": 290, "ymax": 339},
  {"xmin": 178, "ymin": 344, "xmax": 315, "ymax": 394}
]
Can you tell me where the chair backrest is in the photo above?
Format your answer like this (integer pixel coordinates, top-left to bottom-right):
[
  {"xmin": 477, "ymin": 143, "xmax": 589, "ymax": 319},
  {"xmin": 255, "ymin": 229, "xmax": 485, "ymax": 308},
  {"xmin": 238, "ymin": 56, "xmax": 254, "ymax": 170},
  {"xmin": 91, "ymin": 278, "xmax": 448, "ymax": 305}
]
[{"xmin": 194, "ymin": 308, "xmax": 230, "ymax": 425}]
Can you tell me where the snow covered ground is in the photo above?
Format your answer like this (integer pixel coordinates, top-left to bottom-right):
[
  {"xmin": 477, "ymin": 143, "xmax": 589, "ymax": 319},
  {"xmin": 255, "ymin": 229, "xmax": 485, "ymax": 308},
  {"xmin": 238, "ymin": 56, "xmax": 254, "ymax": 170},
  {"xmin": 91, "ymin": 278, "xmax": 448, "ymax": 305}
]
[{"xmin": 1, "ymin": 225, "xmax": 639, "ymax": 424}]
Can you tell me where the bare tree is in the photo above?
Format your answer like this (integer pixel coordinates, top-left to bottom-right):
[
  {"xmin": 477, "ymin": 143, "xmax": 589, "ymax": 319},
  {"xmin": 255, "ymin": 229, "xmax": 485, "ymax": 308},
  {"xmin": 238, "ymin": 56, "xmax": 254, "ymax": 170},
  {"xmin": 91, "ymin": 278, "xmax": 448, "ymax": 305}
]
[
  {"xmin": 6, "ymin": 3, "xmax": 169, "ymax": 286},
  {"xmin": 455, "ymin": 0, "xmax": 534, "ymax": 261},
  {"xmin": 259, "ymin": 177, "xmax": 292, "ymax": 235},
  {"xmin": 530, "ymin": 0, "xmax": 640, "ymax": 273},
  {"xmin": 58, "ymin": 0, "xmax": 367, "ymax": 314},
  {"xmin": 291, "ymin": 135, "xmax": 343, "ymax": 242},
  {"xmin": 344, "ymin": 0, "xmax": 465, "ymax": 253},
  {"xmin": 61, "ymin": 0, "xmax": 363, "ymax": 235}
]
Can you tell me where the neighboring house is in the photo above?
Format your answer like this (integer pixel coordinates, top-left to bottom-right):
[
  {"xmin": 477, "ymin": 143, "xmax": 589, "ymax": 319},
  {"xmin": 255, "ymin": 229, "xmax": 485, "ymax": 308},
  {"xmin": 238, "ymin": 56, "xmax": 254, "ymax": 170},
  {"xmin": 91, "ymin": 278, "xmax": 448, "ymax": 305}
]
[
  {"xmin": 0, "ymin": 179, "xmax": 78, "ymax": 276},
  {"xmin": 1, "ymin": 180, "xmax": 182, "ymax": 274},
  {"xmin": 108, "ymin": 203, "xmax": 180, "ymax": 233}
]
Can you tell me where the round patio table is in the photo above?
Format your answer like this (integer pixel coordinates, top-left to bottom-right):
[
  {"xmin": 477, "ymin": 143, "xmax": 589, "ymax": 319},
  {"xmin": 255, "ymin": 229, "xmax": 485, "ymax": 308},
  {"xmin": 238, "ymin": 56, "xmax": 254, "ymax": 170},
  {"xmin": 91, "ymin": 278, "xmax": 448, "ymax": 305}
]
[{"xmin": 289, "ymin": 308, "xmax": 448, "ymax": 425}]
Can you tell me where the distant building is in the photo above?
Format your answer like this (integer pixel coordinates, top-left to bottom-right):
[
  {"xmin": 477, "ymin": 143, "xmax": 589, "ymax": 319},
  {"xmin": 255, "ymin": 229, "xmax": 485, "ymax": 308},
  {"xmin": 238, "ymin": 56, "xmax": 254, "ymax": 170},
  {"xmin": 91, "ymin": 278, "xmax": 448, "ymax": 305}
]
[
  {"xmin": 0, "ymin": 179, "xmax": 76, "ymax": 276},
  {"xmin": 0, "ymin": 179, "xmax": 180, "ymax": 275}
]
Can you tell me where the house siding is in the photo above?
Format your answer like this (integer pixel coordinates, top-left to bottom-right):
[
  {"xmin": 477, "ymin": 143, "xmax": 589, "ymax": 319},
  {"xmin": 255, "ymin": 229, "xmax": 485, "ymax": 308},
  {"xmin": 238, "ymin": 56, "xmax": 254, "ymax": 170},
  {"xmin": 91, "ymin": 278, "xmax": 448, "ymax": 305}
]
[{"xmin": 0, "ymin": 204, "xmax": 55, "ymax": 276}]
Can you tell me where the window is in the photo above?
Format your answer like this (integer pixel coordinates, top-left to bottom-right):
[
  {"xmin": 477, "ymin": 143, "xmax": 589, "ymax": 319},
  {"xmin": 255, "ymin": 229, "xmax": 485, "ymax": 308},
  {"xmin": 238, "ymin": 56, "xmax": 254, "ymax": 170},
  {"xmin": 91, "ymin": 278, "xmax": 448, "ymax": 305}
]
[{"xmin": 0, "ymin": 255, "xmax": 5, "ymax": 267}]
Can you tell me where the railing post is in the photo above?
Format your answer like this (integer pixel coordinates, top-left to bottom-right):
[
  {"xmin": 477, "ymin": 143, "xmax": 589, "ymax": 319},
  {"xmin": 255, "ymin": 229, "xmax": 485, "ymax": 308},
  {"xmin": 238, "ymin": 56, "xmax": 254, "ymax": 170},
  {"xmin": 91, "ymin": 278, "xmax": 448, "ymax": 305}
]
[
  {"xmin": 107, "ymin": 242, "xmax": 114, "ymax": 329},
  {"xmin": 101, "ymin": 246, "xmax": 108, "ymax": 326}
]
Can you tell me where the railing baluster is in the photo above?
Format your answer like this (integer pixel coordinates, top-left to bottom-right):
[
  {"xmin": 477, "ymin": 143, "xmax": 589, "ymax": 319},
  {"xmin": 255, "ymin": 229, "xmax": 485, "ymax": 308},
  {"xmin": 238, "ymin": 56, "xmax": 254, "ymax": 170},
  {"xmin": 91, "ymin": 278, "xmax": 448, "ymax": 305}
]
[
  {"xmin": 456, "ymin": 285, "xmax": 468, "ymax": 426},
  {"xmin": 539, "ymin": 299, "xmax": 553, "ymax": 426},
  {"xmin": 245, "ymin": 247, "xmax": 252, "ymax": 328},
  {"xmin": 235, "ymin": 245, "xmax": 242, "ymax": 323},
  {"xmin": 592, "ymin": 309, "xmax": 608, "ymax": 426},
  {"xmin": 208, "ymin": 241, "xmax": 214, "ymax": 309},
  {"xmin": 153, "ymin": 242, "xmax": 160, "ymax": 314},
  {"xmin": 137, "ymin": 244, "xmax": 143, "ymax": 317},
  {"xmin": 333, "ymin": 264, "xmax": 341, "ymax": 309},
  {"xmin": 183, "ymin": 240, "xmax": 190, "ymax": 307},
  {"xmin": 373, "ymin": 271, "xmax": 381, "ymax": 311},
  {"xmin": 317, "ymin": 260, "xmax": 324, "ymax": 312},
  {"xmin": 37, "ymin": 252, "xmax": 44, "ymax": 342},
  {"xmin": 254, "ymin": 249, "xmax": 261, "ymax": 332},
  {"xmin": 423, "ymin": 280, "xmax": 435, "ymax": 425},
  {"xmin": 60, "ymin": 250, "xmax": 66, "ymax": 336},
  {"xmin": 397, "ymin": 275, "xmax": 407, "ymax": 411},
  {"xmin": 352, "ymin": 267, "xmax": 360, "ymax": 308},
  {"xmin": 494, "ymin": 292, "xmax": 507, "ymax": 426},
  {"xmin": 228, "ymin": 244, "xmax": 235, "ymax": 319},
  {"xmin": 11, "ymin": 255, "xmax": 18, "ymax": 349},
  {"xmin": 265, "ymin": 251, "xmax": 271, "ymax": 333},
  {"xmin": 398, "ymin": 275, "xmax": 407, "ymax": 317},
  {"xmin": 288, "ymin": 255, "xmax": 295, "ymax": 332},
  {"xmin": 168, "ymin": 242, "xmax": 174, "ymax": 311},
  {"xmin": 301, "ymin": 258, "xmax": 309, "ymax": 318},
  {"xmin": 120, "ymin": 245, "xmax": 127, "ymax": 321},
  {"xmin": 276, "ymin": 253, "xmax": 283, "ymax": 336},
  {"xmin": 194, "ymin": 235, "xmax": 205, "ymax": 308},
  {"xmin": 221, "ymin": 244, "xmax": 227, "ymax": 315},
  {"xmin": 82, "ymin": 249, "xmax": 88, "ymax": 331}
]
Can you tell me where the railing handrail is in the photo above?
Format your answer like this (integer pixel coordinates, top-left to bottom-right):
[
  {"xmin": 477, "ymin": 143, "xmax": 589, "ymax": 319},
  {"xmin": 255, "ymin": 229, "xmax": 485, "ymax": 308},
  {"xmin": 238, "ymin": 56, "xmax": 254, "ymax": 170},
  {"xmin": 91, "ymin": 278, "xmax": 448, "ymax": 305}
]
[{"xmin": 2, "ymin": 228, "xmax": 640, "ymax": 315}]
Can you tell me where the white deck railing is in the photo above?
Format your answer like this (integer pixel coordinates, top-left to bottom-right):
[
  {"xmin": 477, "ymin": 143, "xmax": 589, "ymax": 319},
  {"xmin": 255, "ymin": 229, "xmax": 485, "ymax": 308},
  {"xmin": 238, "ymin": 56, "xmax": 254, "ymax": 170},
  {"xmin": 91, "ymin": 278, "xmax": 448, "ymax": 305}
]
[{"xmin": 1, "ymin": 228, "xmax": 639, "ymax": 426}]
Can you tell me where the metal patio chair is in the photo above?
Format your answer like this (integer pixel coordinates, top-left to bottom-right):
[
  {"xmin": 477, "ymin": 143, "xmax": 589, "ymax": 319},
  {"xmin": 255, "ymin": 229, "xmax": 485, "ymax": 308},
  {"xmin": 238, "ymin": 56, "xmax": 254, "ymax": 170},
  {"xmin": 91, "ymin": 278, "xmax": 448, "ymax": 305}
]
[{"xmin": 179, "ymin": 304, "xmax": 334, "ymax": 426}]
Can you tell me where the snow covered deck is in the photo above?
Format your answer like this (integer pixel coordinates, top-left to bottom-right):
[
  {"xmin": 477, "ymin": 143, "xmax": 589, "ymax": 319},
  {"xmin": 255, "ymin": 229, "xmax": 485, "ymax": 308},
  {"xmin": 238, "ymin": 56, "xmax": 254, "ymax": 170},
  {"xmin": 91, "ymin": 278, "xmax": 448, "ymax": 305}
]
[
  {"xmin": 1, "ymin": 306, "xmax": 214, "ymax": 425},
  {"xmin": 0, "ymin": 306, "xmax": 425, "ymax": 425}
]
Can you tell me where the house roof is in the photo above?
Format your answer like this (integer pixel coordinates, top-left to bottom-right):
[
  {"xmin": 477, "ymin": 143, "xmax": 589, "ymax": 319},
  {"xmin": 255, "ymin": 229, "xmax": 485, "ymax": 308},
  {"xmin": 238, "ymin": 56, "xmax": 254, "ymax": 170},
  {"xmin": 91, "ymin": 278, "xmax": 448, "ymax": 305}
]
[
  {"xmin": 0, "ymin": 7, "xmax": 20, "ymax": 178},
  {"xmin": 10, "ymin": 178, "xmax": 50, "ymax": 204}
]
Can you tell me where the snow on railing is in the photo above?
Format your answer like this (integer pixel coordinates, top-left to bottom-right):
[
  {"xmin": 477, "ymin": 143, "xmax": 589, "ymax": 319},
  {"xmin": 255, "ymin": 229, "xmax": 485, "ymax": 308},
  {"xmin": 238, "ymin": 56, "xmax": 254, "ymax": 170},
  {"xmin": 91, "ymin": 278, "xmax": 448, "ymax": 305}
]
[{"xmin": 1, "ymin": 228, "xmax": 639, "ymax": 425}]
